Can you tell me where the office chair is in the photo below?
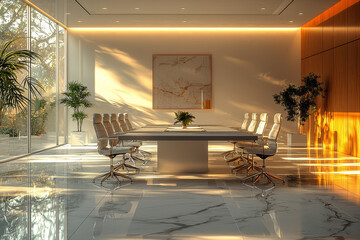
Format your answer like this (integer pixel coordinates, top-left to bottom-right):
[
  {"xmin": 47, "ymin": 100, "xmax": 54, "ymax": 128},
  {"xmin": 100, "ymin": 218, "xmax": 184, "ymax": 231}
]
[
  {"xmin": 124, "ymin": 113, "xmax": 134, "ymax": 130},
  {"xmin": 119, "ymin": 113, "xmax": 151, "ymax": 159},
  {"xmin": 226, "ymin": 113, "xmax": 258, "ymax": 164},
  {"xmin": 102, "ymin": 114, "xmax": 140, "ymax": 172},
  {"xmin": 223, "ymin": 113, "xmax": 249, "ymax": 160},
  {"xmin": 92, "ymin": 113, "xmax": 135, "ymax": 184},
  {"xmin": 241, "ymin": 113, "xmax": 285, "ymax": 184},
  {"xmin": 231, "ymin": 113, "xmax": 268, "ymax": 173},
  {"xmin": 110, "ymin": 113, "xmax": 148, "ymax": 164}
]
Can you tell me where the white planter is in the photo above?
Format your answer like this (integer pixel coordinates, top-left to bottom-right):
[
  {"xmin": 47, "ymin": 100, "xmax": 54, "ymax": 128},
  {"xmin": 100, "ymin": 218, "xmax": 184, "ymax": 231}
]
[
  {"xmin": 71, "ymin": 131, "xmax": 87, "ymax": 146},
  {"xmin": 287, "ymin": 133, "xmax": 307, "ymax": 147}
]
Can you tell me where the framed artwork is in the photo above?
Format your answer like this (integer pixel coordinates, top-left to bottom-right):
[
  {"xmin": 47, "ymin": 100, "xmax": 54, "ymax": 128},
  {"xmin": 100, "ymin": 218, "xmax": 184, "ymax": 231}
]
[{"xmin": 152, "ymin": 54, "xmax": 212, "ymax": 109}]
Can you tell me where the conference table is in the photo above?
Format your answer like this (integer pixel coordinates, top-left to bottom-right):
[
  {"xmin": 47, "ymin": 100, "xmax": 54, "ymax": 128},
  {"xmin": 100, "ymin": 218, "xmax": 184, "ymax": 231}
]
[{"xmin": 117, "ymin": 125, "xmax": 257, "ymax": 174}]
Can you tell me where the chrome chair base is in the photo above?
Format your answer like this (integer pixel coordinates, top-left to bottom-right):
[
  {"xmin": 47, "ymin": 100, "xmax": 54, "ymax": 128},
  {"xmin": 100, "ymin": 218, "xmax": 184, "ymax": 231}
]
[
  {"xmin": 240, "ymin": 159, "xmax": 284, "ymax": 184},
  {"xmin": 93, "ymin": 156, "xmax": 133, "ymax": 184}
]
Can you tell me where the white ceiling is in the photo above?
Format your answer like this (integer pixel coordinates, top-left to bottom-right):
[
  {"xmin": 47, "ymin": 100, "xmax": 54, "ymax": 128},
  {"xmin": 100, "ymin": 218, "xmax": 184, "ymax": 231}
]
[{"xmin": 29, "ymin": 0, "xmax": 340, "ymax": 27}]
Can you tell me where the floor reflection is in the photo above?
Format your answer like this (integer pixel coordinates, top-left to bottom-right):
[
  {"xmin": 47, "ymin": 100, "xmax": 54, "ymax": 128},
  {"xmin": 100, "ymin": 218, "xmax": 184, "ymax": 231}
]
[{"xmin": 0, "ymin": 142, "xmax": 359, "ymax": 239}]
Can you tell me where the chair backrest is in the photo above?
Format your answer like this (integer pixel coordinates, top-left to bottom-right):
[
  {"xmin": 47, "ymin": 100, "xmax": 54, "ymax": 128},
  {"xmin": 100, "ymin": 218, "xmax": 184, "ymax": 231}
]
[
  {"xmin": 124, "ymin": 113, "xmax": 134, "ymax": 130},
  {"xmin": 111, "ymin": 113, "xmax": 123, "ymax": 133},
  {"xmin": 103, "ymin": 113, "xmax": 118, "ymax": 146},
  {"xmin": 247, "ymin": 113, "xmax": 257, "ymax": 133},
  {"xmin": 240, "ymin": 113, "xmax": 249, "ymax": 130},
  {"xmin": 255, "ymin": 113, "xmax": 268, "ymax": 135},
  {"xmin": 268, "ymin": 113, "xmax": 282, "ymax": 141},
  {"xmin": 93, "ymin": 113, "xmax": 108, "ymax": 151},
  {"xmin": 118, "ymin": 113, "xmax": 129, "ymax": 132}
]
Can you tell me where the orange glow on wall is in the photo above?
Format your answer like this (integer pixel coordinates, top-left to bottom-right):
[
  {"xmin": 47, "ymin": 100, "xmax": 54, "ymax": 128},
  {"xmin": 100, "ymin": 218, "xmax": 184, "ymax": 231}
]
[{"xmin": 302, "ymin": 0, "xmax": 360, "ymax": 158}]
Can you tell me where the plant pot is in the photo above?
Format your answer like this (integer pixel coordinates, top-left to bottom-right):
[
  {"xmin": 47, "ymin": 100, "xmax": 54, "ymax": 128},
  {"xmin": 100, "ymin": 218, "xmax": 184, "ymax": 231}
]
[
  {"xmin": 182, "ymin": 125, "xmax": 187, "ymax": 129},
  {"xmin": 71, "ymin": 131, "xmax": 87, "ymax": 146},
  {"xmin": 287, "ymin": 133, "xmax": 307, "ymax": 147}
]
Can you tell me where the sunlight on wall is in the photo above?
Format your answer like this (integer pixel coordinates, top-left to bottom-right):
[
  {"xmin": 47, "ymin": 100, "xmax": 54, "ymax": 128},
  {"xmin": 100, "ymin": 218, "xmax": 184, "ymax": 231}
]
[
  {"xmin": 94, "ymin": 47, "xmax": 152, "ymax": 110},
  {"xmin": 308, "ymin": 111, "xmax": 359, "ymax": 158}
]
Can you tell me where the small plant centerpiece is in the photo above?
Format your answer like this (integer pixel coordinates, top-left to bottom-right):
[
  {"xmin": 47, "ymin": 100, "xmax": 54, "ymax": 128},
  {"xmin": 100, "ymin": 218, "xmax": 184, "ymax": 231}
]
[
  {"xmin": 273, "ymin": 72, "xmax": 325, "ymax": 126},
  {"xmin": 60, "ymin": 81, "xmax": 92, "ymax": 145},
  {"xmin": 174, "ymin": 111, "xmax": 195, "ymax": 129}
]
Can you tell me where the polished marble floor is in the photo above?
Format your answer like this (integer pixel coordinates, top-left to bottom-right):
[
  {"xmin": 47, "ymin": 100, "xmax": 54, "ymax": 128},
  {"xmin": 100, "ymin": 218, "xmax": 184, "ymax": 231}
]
[{"xmin": 0, "ymin": 141, "xmax": 360, "ymax": 239}]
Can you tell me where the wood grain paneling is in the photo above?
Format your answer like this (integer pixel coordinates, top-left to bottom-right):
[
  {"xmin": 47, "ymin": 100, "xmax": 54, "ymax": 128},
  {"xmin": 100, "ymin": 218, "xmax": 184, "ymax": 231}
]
[
  {"xmin": 347, "ymin": 40, "xmax": 360, "ymax": 113},
  {"xmin": 302, "ymin": 0, "xmax": 360, "ymax": 155},
  {"xmin": 322, "ymin": 50, "xmax": 334, "ymax": 112},
  {"xmin": 334, "ymin": 9, "xmax": 348, "ymax": 47},
  {"xmin": 334, "ymin": 45, "xmax": 348, "ymax": 154},
  {"xmin": 347, "ymin": 39, "xmax": 360, "ymax": 156},
  {"xmin": 322, "ymin": 18, "xmax": 334, "ymax": 51},
  {"xmin": 334, "ymin": 45, "xmax": 348, "ymax": 113},
  {"xmin": 347, "ymin": 2, "xmax": 360, "ymax": 42}
]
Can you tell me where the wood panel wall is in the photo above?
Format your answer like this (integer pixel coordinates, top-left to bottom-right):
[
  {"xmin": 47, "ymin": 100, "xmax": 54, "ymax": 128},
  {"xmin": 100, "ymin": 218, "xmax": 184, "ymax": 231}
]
[{"xmin": 301, "ymin": 0, "xmax": 360, "ymax": 157}]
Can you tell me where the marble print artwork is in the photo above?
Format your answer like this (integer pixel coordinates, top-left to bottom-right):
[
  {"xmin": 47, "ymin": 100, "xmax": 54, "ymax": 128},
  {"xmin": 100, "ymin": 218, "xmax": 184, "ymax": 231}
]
[{"xmin": 153, "ymin": 55, "xmax": 212, "ymax": 109}]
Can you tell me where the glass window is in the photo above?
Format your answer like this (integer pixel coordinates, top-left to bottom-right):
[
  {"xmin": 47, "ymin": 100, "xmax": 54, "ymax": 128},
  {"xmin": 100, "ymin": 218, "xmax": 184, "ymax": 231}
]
[
  {"xmin": 0, "ymin": 0, "xmax": 29, "ymax": 160},
  {"xmin": 30, "ymin": 8, "xmax": 58, "ymax": 151}
]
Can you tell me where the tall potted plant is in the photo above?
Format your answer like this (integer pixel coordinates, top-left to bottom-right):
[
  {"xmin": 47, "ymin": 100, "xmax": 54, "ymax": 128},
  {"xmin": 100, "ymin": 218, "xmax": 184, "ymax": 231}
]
[
  {"xmin": 273, "ymin": 72, "xmax": 325, "ymax": 127},
  {"xmin": 60, "ymin": 81, "xmax": 92, "ymax": 145},
  {"xmin": 0, "ymin": 39, "xmax": 43, "ymax": 132}
]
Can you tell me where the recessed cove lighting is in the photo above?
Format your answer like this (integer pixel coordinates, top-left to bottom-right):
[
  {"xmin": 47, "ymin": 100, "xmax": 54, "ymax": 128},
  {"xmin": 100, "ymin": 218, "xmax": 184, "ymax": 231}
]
[{"xmin": 298, "ymin": 12, "xmax": 304, "ymax": 15}]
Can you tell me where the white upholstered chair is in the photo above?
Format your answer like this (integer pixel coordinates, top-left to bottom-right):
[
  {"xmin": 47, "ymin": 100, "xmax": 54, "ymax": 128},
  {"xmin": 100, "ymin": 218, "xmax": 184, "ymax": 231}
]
[
  {"xmin": 226, "ymin": 113, "xmax": 258, "ymax": 163},
  {"xmin": 119, "ymin": 113, "xmax": 151, "ymax": 160},
  {"xmin": 223, "ymin": 113, "xmax": 250, "ymax": 160},
  {"xmin": 92, "ymin": 113, "xmax": 135, "ymax": 184},
  {"xmin": 231, "ymin": 113, "xmax": 268, "ymax": 172},
  {"xmin": 124, "ymin": 113, "xmax": 134, "ymax": 131},
  {"xmin": 241, "ymin": 113, "xmax": 285, "ymax": 184},
  {"xmin": 103, "ymin": 114, "xmax": 143, "ymax": 168}
]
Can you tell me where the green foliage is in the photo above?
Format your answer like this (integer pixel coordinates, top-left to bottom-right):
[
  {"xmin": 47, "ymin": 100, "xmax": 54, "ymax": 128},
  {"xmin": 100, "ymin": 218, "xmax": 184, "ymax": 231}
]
[
  {"xmin": 273, "ymin": 72, "xmax": 325, "ymax": 125},
  {"xmin": 0, "ymin": 98, "xmax": 53, "ymax": 137},
  {"xmin": 0, "ymin": 38, "xmax": 43, "ymax": 126},
  {"xmin": 174, "ymin": 111, "xmax": 196, "ymax": 127},
  {"xmin": 60, "ymin": 82, "xmax": 92, "ymax": 132}
]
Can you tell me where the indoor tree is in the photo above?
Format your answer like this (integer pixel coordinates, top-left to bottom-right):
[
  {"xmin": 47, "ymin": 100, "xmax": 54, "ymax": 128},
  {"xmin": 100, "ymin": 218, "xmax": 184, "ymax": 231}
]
[
  {"xmin": 273, "ymin": 72, "xmax": 325, "ymax": 126},
  {"xmin": 60, "ymin": 82, "xmax": 92, "ymax": 132},
  {"xmin": 0, "ymin": 38, "xmax": 43, "ymax": 126}
]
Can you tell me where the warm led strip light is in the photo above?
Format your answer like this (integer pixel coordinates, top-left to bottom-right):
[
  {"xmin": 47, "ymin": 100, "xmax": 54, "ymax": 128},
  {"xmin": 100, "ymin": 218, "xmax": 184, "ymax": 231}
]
[
  {"xmin": 24, "ymin": 0, "xmax": 68, "ymax": 29},
  {"xmin": 69, "ymin": 27, "xmax": 299, "ymax": 32}
]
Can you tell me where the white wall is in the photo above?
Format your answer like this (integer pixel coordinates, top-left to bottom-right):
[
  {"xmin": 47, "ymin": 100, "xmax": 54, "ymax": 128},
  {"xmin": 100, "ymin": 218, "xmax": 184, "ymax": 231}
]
[{"xmin": 67, "ymin": 29, "xmax": 301, "ymax": 143}]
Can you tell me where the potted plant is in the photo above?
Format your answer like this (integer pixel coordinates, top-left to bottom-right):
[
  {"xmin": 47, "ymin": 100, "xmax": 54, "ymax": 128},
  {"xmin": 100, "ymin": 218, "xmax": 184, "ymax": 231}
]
[
  {"xmin": 0, "ymin": 39, "xmax": 43, "ymax": 132},
  {"xmin": 60, "ymin": 81, "xmax": 92, "ymax": 145},
  {"xmin": 273, "ymin": 72, "xmax": 325, "ymax": 126},
  {"xmin": 174, "ymin": 111, "xmax": 195, "ymax": 129}
]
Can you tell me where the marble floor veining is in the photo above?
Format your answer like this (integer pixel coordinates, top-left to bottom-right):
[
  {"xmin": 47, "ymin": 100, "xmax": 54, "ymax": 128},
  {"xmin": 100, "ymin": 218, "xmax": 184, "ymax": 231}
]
[{"xmin": 0, "ymin": 142, "xmax": 360, "ymax": 239}]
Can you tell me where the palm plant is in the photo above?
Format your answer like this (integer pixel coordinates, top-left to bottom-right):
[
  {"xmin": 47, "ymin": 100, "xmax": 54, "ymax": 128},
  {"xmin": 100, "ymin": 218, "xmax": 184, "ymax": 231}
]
[
  {"xmin": 60, "ymin": 82, "xmax": 92, "ymax": 132},
  {"xmin": 174, "ymin": 111, "xmax": 195, "ymax": 128},
  {"xmin": 0, "ymin": 39, "xmax": 43, "ymax": 126}
]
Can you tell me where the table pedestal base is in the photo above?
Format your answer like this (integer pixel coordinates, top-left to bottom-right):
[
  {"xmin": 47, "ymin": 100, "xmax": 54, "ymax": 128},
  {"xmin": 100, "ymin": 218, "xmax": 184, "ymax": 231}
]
[{"xmin": 157, "ymin": 141, "xmax": 208, "ymax": 174}]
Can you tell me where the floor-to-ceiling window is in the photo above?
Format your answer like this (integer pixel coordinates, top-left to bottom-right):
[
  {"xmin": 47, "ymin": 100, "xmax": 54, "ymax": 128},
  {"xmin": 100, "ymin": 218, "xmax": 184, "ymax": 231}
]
[
  {"xmin": 0, "ymin": 0, "xmax": 67, "ymax": 161},
  {"xmin": 0, "ymin": 0, "xmax": 29, "ymax": 160}
]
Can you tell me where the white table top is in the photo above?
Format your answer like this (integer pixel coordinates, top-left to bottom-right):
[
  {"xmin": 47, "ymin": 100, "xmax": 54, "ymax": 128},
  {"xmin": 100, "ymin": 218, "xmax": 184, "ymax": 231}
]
[{"xmin": 116, "ymin": 125, "xmax": 257, "ymax": 141}]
